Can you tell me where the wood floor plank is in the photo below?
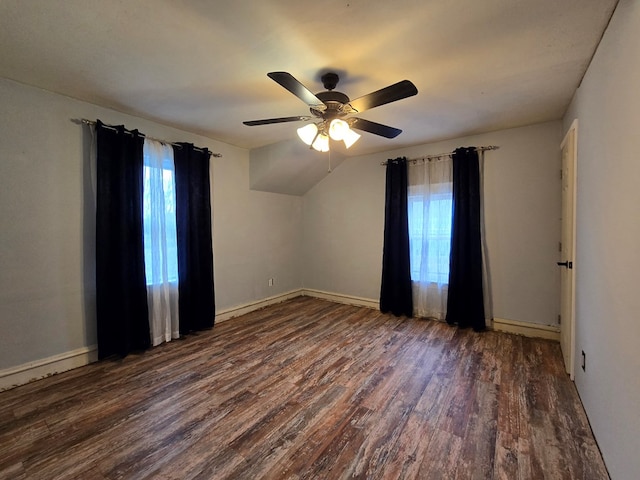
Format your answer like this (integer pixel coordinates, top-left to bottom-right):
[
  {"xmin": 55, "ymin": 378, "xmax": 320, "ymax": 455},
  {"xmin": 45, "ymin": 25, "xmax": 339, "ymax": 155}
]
[{"xmin": 0, "ymin": 297, "xmax": 609, "ymax": 479}]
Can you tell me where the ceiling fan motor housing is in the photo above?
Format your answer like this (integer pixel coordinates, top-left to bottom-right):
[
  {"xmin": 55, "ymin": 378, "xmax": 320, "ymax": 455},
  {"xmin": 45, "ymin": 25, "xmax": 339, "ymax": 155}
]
[{"xmin": 314, "ymin": 91, "xmax": 350, "ymax": 119}]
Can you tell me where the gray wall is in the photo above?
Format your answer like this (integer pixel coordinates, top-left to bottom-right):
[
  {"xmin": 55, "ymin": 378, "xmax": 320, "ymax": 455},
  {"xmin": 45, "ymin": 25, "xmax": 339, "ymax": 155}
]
[
  {"xmin": 563, "ymin": 0, "xmax": 640, "ymax": 477},
  {"xmin": 302, "ymin": 121, "xmax": 563, "ymax": 326},
  {"xmin": 0, "ymin": 76, "xmax": 564, "ymax": 375},
  {"xmin": 0, "ymin": 78, "xmax": 303, "ymax": 371}
]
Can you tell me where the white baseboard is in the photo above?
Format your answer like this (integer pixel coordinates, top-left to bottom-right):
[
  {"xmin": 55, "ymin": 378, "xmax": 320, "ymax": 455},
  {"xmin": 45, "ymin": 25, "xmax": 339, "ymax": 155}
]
[
  {"xmin": 302, "ymin": 288, "xmax": 379, "ymax": 310},
  {"xmin": 492, "ymin": 317, "xmax": 560, "ymax": 341},
  {"xmin": 0, "ymin": 345, "xmax": 98, "ymax": 392},
  {"xmin": 214, "ymin": 288, "xmax": 379, "ymax": 322},
  {"xmin": 215, "ymin": 289, "xmax": 304, "ymax": 322}
]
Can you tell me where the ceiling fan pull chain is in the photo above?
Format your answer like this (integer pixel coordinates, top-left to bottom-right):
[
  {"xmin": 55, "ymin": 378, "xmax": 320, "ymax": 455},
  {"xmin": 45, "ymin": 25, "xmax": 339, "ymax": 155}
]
[{"xmin": 328, "ymin": 150, "xmax": 332, "ymax": 173}]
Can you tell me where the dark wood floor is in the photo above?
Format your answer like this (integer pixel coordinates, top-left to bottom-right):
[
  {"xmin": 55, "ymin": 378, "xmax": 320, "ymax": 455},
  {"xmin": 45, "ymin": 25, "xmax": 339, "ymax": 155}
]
[{"xmin": 0, "ymin": 297, "xmax": 608, "ymax": 479}]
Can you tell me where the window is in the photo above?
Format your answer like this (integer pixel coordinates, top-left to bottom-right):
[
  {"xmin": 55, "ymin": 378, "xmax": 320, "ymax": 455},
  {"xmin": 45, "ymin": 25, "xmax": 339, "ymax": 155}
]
[
  {"xmin": 408, "ymin": 191, "xmax": 452, "ymax": 284},
  {"xmin": 142, "ymin": 141, "xmax": 179, "ymax": 286},
  {"xmin": 142, "ymin": 139, "xmax": 180, "ymax": 346},
  {"xmin": 407, "ymin": 157, "xmax": 453, "ymax": 320},
  {"xmin": 408, "ymin": 186, "xmax": 452, "ymax": 284}
]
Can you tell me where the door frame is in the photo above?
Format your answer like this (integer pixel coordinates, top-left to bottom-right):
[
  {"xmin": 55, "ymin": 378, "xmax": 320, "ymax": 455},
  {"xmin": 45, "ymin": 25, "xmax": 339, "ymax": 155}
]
[{"xmin": 560, "ymin": 119, "xmax": 578, "ymax": 380}]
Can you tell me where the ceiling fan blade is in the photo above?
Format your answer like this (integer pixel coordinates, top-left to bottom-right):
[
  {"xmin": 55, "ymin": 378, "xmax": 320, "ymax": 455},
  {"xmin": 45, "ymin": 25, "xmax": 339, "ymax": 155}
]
[
  {"xmin": 267, "ymin": 72, "xmax": 326, "ymax": 110},
  {"xmin": 349, "ymin": 118, "xmax": 402, "ymax": 138},
  {"xmin": 347, "ymin": 80, "xmax": 418, "ymax": 113},
  {"xmin": 243, "ymin": 116, "xmax": 311, "ymax": 126}
]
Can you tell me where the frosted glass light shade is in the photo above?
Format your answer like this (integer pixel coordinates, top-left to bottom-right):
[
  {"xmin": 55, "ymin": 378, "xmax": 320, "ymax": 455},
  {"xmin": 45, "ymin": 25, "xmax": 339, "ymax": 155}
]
[
  {"xmin": 329, "ymin": 119, "xmax": 349, "ymax": 141},
  {"xmin": 342, "ymin": 127, "xmax": 361, "ymax": 149},
  {"xmin": 312, "ymin": 133, "xmax": 330, "ymax": 152},
  {"xmin": 297, "ymin": 123, "xmax": 318, "ymax": 145},
  {"xmin": 298, "ymin": 120, "xmax": 358, "ymax": 152}
]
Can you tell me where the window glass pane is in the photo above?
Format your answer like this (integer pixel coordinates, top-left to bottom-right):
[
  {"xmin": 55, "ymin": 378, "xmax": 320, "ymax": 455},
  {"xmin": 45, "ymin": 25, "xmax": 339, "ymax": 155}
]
[
  {"xmin": 408, "ymin": 190, "xmax": 452, "ymax": 284},
  {"xmin": 143, "ymin": 158, "xmax": 179, "ymax": 286},
  {"xmin": 408, "ymin": 199, "xmax": 423, "ymax": 280},
  {"xmin": 162, "ymin": 168, "xmax": 179, "ymax": 283}
]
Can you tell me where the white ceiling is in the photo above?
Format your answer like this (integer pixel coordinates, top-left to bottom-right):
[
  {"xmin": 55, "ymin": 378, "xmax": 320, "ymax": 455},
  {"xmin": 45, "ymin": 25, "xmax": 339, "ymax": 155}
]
[{"xmin": 0, "ymin": 0, "xmax": 618, "ymax": 156}]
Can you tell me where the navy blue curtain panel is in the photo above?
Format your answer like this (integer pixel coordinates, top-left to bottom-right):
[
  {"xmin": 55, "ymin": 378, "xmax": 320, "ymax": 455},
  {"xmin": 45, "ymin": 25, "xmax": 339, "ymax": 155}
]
[
  {"xmin": 95, "ymin": 120, "xmax": 151, "ymax": 358},
  {"xmin": 446, "ymin": 147, "xmax": 485, "ymax": 331},
  {"xmin": 173, "ymin": 143, "xmax": 216, "ymax": 333},
  {"xmin": 380, "ymin": 157, "xmax": 413, "ymax": 317}
]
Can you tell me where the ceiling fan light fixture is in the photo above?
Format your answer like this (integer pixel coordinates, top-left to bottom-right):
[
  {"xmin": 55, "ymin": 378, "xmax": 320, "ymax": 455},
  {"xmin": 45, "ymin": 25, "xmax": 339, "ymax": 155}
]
[
  {"xmin": 311, "ymin": 133, "xmax": 330, "ymax": 152},
  {"xmin": 297, "ymin": 123, "xmax": 318, "ymax": 145},
  {"xmin": 328, "ymin": 118, "xmax": 349, "ymax": 141},
  {"xmin": 342, "ymin": 127, "xmax": 361, "ymax": 149}
]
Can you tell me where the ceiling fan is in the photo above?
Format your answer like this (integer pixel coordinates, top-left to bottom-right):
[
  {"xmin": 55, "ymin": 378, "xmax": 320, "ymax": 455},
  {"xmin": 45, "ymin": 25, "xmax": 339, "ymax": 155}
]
[{"xmin": 243, "ymin": 71, "xmax": 418, "ymax": 151}]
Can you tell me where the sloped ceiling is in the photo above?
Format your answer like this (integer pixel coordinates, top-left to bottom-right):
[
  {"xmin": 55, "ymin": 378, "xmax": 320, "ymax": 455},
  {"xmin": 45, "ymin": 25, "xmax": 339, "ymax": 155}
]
[
  {"xmin": 0, "ymin": 0, "xmax": 618, "ymax": 194},
  {"xmin": 250, "ymin": 140, "xmax": 346, "ymax": 196}
]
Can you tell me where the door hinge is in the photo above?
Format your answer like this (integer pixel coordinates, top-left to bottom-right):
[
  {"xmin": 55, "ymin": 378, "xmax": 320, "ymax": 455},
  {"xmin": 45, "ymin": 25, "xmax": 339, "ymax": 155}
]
[
  {"xmin": 559, "ymin": 241, "xmax": 562, "ymax": 252},
  {"xmin": 557, "ymin": 260, "xmax": 573, "ymax": 269},
  {"xmin": 558, "ymin": 314, "xmax": 561, "ymax": 324}
]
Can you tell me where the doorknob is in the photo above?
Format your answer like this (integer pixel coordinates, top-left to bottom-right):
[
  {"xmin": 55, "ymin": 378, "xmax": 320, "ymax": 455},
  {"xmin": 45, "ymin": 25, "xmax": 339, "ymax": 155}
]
[{"xmin": 557, "ymin": 261, "xmax": 573, "ymax": 269}]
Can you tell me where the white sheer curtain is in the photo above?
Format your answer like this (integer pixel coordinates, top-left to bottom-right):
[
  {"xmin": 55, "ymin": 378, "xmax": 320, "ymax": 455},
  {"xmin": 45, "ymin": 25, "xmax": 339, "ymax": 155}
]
[
  {"xmin": 143, "ymin": 139, "xmax": 180, "ymax": 346},
  {"xmin": 407, "ymin": 156, "xmax": 453, "ymax": 320}
]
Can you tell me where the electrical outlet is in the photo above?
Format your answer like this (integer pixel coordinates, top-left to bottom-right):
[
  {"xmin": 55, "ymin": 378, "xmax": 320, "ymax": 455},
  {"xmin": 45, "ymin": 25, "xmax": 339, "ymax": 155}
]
[
  {"xmin": 268, "ymin": 278, "xmax": 274, "ymax": 287},
  {"xmin": 581, "ymin": 350, "xmax": 586, "ymax": 371}
]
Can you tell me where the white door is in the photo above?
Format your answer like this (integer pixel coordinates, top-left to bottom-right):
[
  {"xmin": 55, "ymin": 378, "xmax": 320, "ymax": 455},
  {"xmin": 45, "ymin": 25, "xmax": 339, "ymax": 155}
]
[{"xmin": 559, "ymin": 120, "xmax": 577, "ymax": 379}]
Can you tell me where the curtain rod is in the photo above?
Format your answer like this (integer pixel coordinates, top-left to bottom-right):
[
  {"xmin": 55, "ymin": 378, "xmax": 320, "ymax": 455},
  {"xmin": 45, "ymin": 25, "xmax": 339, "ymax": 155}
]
[
  {"xmin": 77, "ymin": 119, "xmax": 222, "ymax": 158},
  {"xmin": 380, "ymin": 145, "xmax": 499, "ymax": 165}
]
